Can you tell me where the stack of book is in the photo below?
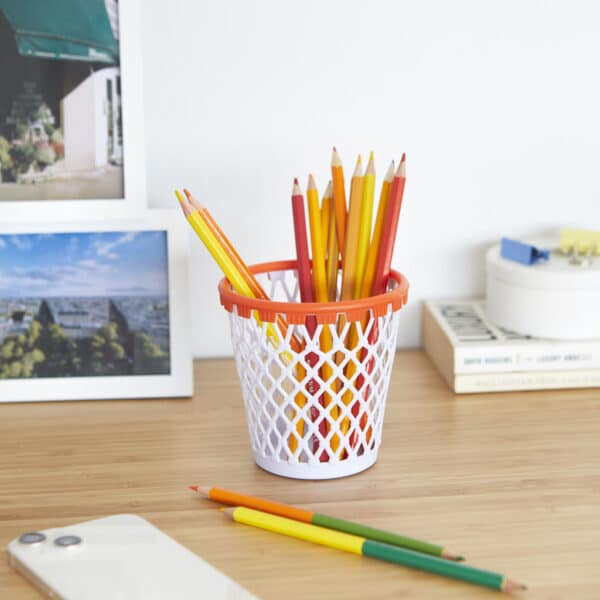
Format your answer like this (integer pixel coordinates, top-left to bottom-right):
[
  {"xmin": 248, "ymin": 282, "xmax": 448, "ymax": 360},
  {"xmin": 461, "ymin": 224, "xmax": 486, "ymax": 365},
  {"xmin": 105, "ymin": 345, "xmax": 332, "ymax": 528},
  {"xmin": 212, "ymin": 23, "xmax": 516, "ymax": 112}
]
[{"xmin": 422, "ymin": 299, "xmax": 600, "ymax": 393}]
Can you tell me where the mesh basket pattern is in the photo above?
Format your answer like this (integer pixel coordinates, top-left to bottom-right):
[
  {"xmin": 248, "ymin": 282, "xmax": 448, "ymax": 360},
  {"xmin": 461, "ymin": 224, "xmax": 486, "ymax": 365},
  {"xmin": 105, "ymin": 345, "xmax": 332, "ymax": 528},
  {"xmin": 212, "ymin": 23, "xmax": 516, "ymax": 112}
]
[{"xmin": 221, "ymin": 262, "xmax": 407, "ymax": 480}]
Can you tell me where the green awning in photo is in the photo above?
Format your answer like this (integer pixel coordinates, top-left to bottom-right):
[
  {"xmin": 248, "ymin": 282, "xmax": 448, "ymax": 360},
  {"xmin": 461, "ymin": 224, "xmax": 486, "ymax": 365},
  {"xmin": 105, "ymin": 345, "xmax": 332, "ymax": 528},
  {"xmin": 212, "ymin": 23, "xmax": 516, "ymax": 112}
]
[{"xmin": 0, "ymin": 0, "xmax": 118, "ymax": 64}]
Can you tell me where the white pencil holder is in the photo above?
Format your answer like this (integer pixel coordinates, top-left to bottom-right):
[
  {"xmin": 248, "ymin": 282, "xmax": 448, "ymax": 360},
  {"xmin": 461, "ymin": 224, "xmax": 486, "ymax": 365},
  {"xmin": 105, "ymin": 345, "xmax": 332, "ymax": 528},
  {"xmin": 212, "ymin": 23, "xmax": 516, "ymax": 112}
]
[{"xmin": 218, "ymin": 260, "xmax": 409, "ymax": 480}]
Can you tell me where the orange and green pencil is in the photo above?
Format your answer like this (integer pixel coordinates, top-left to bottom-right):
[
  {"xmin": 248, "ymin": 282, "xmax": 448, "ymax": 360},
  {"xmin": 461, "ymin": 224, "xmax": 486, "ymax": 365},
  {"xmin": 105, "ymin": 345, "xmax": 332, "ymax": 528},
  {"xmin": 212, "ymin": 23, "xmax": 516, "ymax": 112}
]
[{"xmin": 190, "ymin": 485, "xmax": 462, "ymax": 561}]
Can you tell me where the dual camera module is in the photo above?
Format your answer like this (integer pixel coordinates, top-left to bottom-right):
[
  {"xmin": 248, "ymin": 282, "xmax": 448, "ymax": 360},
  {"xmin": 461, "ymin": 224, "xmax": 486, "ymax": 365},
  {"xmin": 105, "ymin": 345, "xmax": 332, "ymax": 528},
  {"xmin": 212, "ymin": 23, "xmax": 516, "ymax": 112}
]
[{"xmin": 19, "ymin": 532, "xmax": 82, "ymax": 547}]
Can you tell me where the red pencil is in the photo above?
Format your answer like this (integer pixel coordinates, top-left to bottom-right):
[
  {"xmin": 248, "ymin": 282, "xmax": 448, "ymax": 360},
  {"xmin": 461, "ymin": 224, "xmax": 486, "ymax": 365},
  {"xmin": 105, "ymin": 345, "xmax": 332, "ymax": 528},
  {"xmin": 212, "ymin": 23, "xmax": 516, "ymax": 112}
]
[
  {"xmin": 291, "ymin": 178, "xmax": 314, "ymax": 303},
  {"xmin": 371, "ymin": 155, "xmax": 406, "ymax": 295},
  {"xmin": 291, "ymin": 178, "xmax": 320, "ymax": 452}
]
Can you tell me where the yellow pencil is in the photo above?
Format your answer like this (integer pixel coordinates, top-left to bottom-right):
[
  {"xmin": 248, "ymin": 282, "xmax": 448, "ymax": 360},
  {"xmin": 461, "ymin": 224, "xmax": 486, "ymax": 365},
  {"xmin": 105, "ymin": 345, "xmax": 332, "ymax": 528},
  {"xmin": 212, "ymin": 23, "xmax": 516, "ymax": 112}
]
[
  {"xmin": 355, "ymin": 151, "xmax": 375, "ymax": 298},
  {"xmin": 307, "ymin": 175, "xmax": 327, "ymax": 303},
  {"xmin": 223, "ymin": 507, "xmax": 526, "ymax": 594},
  {"xmin": 360, "ymin": 160, "xmax": 395, "ymax": 298},
  {"xmin": 175, "ymin": 191, "xmax": 284, "ymax": 354},
  {"xmin": 307, "ymin": 175, "xmax": 338, "ymax": 454}
]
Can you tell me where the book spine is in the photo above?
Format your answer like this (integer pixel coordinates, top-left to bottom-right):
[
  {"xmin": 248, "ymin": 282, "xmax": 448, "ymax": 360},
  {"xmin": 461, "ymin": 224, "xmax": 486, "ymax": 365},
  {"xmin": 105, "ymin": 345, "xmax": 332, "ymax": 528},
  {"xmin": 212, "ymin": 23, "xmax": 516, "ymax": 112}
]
[
  {"xmin": 454, "ymin": 345, "xmax": 600, "ymax": 374},
  {"xmin": 454, "ymin": 370, "xmax": 600, "ymax": 393}
]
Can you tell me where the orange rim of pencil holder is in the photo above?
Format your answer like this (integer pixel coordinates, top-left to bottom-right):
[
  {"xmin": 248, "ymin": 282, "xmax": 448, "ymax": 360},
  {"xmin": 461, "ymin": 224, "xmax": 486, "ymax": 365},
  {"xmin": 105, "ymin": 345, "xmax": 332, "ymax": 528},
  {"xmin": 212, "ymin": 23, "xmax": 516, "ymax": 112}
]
[{"xmin": 218, "ymin": 259, "xmax": 409, "ymax": 325}]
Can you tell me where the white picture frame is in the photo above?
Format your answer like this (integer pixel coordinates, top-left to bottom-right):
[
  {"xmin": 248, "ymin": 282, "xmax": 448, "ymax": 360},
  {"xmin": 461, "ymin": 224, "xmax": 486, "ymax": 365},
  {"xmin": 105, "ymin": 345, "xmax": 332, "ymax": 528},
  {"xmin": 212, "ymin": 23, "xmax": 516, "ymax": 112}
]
[
  {"xmin": 0, "ymin": 0, "xmax": 146, "ymax": 220},
  {"xmin": 0, "ymin": 210, "xmax": 192, "ymax": 402}
]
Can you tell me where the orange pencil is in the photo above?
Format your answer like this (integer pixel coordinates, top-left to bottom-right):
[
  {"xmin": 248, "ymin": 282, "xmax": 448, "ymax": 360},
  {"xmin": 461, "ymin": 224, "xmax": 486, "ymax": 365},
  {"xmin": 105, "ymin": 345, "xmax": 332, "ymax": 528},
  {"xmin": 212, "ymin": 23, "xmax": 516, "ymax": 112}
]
[
  {"xmin": 331, "ymin": 147, "xmax": 347, "ymax": 260},
  {"xmin": 320, "ymin": 181, "xmax": 333, "ymax": 254},
  {"xmin": 340, "ymin": 155, "xmax": 364, "ymax": 300}
]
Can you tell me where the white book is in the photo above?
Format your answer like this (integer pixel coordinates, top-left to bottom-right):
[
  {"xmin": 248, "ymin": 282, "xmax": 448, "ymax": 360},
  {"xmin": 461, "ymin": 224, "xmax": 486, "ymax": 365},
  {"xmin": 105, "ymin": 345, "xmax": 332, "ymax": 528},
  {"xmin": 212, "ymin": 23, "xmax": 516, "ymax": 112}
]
[
  {"xmin": 423, "ymin": 299, "xmax": 600, "ymax": 393},
  {"xmin": 454, "ymin": 369, "xmax": 600, "ymax": 394},
  {"xmin": 423, "ymin": 299, "xmax": 600, "ymax": 374}
]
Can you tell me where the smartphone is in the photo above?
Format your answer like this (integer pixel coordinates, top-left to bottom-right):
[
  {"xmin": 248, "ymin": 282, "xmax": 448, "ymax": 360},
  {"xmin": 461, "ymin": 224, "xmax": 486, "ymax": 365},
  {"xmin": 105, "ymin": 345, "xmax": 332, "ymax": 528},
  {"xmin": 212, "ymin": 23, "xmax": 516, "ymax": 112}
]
[{"xmin": 7, "ymin": 513, "xmax": 259, "ymax": 600}]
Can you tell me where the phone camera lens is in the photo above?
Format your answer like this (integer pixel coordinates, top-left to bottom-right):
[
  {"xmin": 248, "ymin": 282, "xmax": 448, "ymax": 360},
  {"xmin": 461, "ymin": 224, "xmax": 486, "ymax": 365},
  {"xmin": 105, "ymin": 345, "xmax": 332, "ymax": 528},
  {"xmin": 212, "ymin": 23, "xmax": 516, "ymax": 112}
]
[
  {"xmin": 54, "ymin": 535, "xmax": 82, "ymax": 547},
  {"xmin": 18, "ymin": 532, "xmax": 46, "ymax": 545}
]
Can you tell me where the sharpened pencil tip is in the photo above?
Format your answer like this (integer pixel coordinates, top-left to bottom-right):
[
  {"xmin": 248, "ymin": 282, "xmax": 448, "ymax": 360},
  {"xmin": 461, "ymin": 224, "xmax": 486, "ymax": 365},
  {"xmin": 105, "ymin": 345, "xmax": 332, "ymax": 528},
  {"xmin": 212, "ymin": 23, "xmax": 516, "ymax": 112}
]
[
  {"xmin": 293, "ymin": 177, "xmax": 299, "ymax": 185},
  {"xmin": 175, "ymin": 190, "xmax": 184, "ymax": 203},
  {"xmin": 401, "ymin": 152, "xmax": 406, "ymax": 162},
  {"xmin": 183, "ymin": 188, "xmax": 192, "ymax": 198},
  {"xmin": 189, "ymin": 485, "xmax": 198, "ymax": 492},
  {"xmin": 384, "ymin": 160, "xmax": 395, "ymax": 182},
  {"xmin": 456, "ymin": 556, "xmax": 465, "ymax": 562},
  {"xmin": 369, "ymin": 150, "xmax": 374, "ymax": 162}
]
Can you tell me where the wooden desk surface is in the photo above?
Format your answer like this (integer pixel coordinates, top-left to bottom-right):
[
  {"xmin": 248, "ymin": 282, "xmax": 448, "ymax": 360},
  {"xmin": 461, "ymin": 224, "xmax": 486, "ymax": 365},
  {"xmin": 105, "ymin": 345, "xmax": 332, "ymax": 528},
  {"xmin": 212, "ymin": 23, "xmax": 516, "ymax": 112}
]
[{"xmin": 1, "ymin": 351, "xmax": 599, "ymax": 599}]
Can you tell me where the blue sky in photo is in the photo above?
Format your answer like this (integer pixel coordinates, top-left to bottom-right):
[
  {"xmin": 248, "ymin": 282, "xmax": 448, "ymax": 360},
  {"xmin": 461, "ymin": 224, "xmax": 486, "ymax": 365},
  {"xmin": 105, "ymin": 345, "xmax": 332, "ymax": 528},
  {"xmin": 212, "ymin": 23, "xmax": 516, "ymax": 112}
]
[{"xmin": 0, "ymin": 230, "xmax": 169, "ymax": 297}]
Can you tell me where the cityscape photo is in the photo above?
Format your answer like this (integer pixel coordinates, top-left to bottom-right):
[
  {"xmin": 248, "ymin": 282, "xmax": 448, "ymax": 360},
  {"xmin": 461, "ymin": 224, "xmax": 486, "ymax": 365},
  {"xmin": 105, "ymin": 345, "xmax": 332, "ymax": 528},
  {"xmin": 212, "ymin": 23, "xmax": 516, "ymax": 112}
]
[
  {"xmin": 0, "ymin": 0, "xmax": 124, "ymax": 200},
  {"xmin": 0, "ymin": 230, "xmax": 170, "ymax": 379}
]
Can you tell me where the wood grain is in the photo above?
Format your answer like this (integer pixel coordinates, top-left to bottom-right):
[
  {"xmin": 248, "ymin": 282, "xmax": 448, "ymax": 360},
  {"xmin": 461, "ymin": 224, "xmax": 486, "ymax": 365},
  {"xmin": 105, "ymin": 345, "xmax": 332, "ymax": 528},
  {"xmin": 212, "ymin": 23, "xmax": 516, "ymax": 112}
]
[{"xmin": 1, "ymin": 351, "xmax": 599, "ymax": 599}]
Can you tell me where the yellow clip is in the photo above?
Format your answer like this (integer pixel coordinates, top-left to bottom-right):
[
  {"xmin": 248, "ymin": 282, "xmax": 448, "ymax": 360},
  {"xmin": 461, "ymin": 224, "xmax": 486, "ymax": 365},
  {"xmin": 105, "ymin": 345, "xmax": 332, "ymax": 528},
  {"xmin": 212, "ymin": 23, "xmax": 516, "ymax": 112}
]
[{"xmin": 559, "ymin": 228, "xmax": 600, "ymax": 255}]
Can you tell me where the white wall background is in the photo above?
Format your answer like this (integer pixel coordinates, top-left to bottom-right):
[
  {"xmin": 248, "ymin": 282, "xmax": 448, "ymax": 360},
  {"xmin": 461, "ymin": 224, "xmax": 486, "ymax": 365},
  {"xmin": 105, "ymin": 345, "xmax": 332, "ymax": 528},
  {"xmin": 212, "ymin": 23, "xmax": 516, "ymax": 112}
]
[{"xmin": 141, "ymin": 0, "xmax": 600, "ymax": 358}]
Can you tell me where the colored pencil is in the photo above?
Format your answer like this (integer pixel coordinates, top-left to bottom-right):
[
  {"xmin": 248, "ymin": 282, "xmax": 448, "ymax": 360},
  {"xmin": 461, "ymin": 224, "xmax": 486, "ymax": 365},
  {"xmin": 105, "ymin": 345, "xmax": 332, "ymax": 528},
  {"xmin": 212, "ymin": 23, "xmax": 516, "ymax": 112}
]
[
  {"xmin": 359, "ymin": 160, "xmax": 395, "ymax": 299},
  {"xmin": 222, "ymin": 507, "xmax": 525, "ymax": 593},
  {"xmin": 335, "ymin": 155, "xmax": 365, "ymax": 451},
  {"xmin": 331, "ymin": 147, "xmax": 347, "ymax": 259},
  {"xmin": 353, "ymin": 161, "xmax": 396, "ymax": 444},
  {"xmin": 307, "ymin": 175, "xmax": 337, "ymax": 459},
  {"xmin": 372, "ymin": 155, "xmax": 407, "ymax": 295},
  {"xmin": 306, "ymin": 175, "xmax": 327, "ymax": 303},
  {"xmin": 320, "ymin": 181, "xmax": 333, "ymax": 248},
  {"xmin": 191, "ymin": 485, "xmax": 462, "ymax": 560},
  {"xmin": 175, "ymin": 191, "xmax": 284, "ymax": 352},
  {"xmin": 291, "ymin": 178, "xmax": 314, "ymax": 304},
  {"xmin": 340, "ymin": 155, "xmax": 364, "ymax": 301},
  {"xmin": 290, "ymin": 178, "xmax": 320, "ymax": 453},
  {"xmin": 182, "ymin": 189, "xmax": 301, "ymax": 353},
  {"xmin": 355, "ymin": 151, "xmax": 376, "ymax": 298},
  {"xmin": 325, "ymin": 189, "xmax": 340, "ymax": 302}
]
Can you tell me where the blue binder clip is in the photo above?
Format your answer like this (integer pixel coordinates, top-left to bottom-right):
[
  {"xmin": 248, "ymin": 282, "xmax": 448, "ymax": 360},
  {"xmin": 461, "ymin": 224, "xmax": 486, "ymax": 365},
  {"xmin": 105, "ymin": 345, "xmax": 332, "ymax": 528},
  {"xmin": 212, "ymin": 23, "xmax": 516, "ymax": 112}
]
[{"xmin": 500, "ymin": 237, "xmax": 550, "ymax": 265}]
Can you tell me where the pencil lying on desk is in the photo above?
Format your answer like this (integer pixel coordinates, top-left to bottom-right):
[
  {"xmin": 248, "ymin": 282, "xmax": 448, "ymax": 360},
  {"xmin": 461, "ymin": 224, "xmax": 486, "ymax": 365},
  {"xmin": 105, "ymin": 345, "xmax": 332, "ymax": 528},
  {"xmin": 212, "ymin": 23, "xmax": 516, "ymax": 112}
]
[
  {"xmin": 222, "ymin": 507, "xmax": 526, "ymax": 594},
  {"xmin": 190, "ymin": 485, "xmax": 463, "ymax": 560}
]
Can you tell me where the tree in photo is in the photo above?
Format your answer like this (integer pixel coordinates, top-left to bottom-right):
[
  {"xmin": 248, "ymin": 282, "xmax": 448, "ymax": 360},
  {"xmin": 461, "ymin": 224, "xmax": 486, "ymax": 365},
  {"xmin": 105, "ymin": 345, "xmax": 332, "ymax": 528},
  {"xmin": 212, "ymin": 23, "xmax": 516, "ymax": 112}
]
[
  {"xmin": 0, "ymin": 319, "xmax": 45, "ymax": 379},
  {"xmin": 132, "ymin": 332, "xmax": 170, "ymax": 375}
]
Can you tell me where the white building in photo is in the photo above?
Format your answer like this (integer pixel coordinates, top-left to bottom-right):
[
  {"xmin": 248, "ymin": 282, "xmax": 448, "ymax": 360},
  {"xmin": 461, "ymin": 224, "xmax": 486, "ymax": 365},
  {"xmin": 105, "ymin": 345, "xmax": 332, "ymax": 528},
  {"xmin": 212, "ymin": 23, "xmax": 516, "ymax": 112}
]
[{"xmin": 61, "ymin": 66, "xmax": 122, "ymax": 171}]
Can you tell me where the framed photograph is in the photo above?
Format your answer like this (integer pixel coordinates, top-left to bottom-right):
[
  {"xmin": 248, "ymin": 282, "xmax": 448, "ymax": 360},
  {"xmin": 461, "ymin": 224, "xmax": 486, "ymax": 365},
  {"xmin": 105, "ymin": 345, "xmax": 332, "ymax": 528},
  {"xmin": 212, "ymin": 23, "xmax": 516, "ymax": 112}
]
[
  {"xmin": 0, "ymin": 0, "xmax": 145, "ymax": 220},
  {"xmin": 0, "ymin": 210, "xmax": 192, "ymax": 402}
]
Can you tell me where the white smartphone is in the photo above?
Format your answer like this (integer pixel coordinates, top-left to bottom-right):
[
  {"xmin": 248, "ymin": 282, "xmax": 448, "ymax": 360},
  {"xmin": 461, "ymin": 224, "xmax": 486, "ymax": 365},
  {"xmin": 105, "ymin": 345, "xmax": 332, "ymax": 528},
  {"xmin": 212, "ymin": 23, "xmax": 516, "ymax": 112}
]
[{"xmin": 7, "ymin": 513, "xmax": 259, "ymax": 600}]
